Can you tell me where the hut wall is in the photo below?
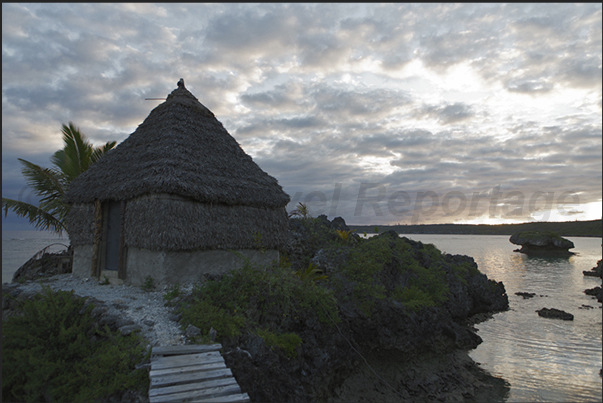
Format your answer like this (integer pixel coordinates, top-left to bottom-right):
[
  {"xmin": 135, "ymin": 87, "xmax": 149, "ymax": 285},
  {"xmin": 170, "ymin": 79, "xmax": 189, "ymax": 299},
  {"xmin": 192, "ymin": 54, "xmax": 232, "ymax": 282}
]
[
  {"xmin": 124, "ymin": 193, "xmax": 289, "ymax": 251},
  {"xmin": 71, "ymin": 244, "xmax": 94, "ymax": 278},
  {"xmin": 65, "ymin": 204, "xmax": 96, "ymax": 246},
  {"xmin": 125, "ymin": 247, "xmax": 279, "ymax": 286},
  {"xmin": 66, "ymin": 204, "xmax": 96, "ymax": 279}
]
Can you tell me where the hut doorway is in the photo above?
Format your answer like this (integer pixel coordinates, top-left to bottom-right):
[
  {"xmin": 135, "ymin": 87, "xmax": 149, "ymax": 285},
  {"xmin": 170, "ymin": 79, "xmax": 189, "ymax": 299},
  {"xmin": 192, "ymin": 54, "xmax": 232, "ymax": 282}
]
[
  {"xmin": 98, "ymin": 200, "xmax": 125, "ymax": 283},
  {"xmin": 104, "ymin": 201, "xmax": 121, "ymax": 271}
]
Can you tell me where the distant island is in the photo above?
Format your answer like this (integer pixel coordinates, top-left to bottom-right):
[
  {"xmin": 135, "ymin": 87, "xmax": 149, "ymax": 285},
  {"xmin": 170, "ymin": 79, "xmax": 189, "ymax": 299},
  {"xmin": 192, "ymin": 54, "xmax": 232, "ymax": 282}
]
[{"xmin": 349, "ymin": 219, "xmax": 602, "ymax": 238}]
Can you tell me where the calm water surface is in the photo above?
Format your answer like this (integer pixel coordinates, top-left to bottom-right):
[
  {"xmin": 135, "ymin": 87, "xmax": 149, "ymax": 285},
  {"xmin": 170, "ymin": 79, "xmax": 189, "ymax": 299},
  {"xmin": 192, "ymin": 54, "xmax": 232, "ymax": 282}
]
[
  {"xmin": 2, "ymin": 231, "xmax": 69, "ymax": 282},
  {"xmin": 405, "ymin": 234, "xmax": 602, "ymax": 403}
]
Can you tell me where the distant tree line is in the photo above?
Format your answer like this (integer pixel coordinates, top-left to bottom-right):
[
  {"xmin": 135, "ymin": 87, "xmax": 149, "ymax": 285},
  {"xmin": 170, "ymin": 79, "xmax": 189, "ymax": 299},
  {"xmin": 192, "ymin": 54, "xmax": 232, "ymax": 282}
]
[{"xmin": 349, "ymin": 219, "xmax": 602, "ymax": 238}]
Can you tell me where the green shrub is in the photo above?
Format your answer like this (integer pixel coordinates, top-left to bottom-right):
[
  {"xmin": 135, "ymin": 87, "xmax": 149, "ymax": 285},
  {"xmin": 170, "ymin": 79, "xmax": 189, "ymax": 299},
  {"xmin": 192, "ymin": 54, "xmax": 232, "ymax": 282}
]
[
  {"xmin": 335, "ymin": 229, "xmax": 356, "ymax": 242},
  {"xmin": 180, "ymin": 300, "xmax": 246, "ymax": 339},
  {"xmin": 334, "ymin": 235, "xmax": 449, "ymax": 315},
  {"xmin": 253, "ymin": 231, "xmax": 266, "ymax": 253},
  {"xmin": 163, "ymin": 283, "xmax": 181, "ymax": 303},
  {"xmin": 450, "ymin": 260, "xmax": 480, "ymax": 285},
  {"xmin": 336, "ymin": 236, "xmax": 394, "ymax": 315},
  {"xmin": 396, "ymin": 243, "xmax": 449, "ymax": 308},
  {"xmin": 256, "ymin": 329, "xmax": 302, "ymax": 359},
  {"xmin": 2, "ymin": 286, "xmax": 148, "ymax": 403},
  {"xmin": 294, "ymin": 262, "xmax": 328, "ymax": 283},
  {"xmin": 141, "ymin": 275, "xmax": 155, "ymax": 292},
  {"xmin": 394, "ymin": 285, "xmax": 436, "ymax": 312},
  {"xmin": 179, "ymin": 262, "xmax": 340, "ymax": 343}
]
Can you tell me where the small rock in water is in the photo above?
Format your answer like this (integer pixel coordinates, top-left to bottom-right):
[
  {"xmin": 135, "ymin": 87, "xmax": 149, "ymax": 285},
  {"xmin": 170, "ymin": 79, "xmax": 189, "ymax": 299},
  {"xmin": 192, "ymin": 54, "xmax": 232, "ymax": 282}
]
[
  {"xmin": 536, "ymin": 308, "xmax": 574, "ymax": 321},
  {"xmin": 515, "ymin": 292, "xmax": 536, "ymax": 299}
]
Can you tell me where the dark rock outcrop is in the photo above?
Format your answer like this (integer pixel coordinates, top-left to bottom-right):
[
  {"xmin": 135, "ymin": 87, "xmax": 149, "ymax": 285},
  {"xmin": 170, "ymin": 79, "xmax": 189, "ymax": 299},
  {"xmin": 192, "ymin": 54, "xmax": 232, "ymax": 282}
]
[
  {"xmin": 583, "ymin": 259, "xmax": 602, "ymax": 278},
  {"xmin": 584, "ymin": 286, "xmax": 603, "ymax": 303},
  {"xmin": 536, "ymin": 307, "xmax": 574, "ymax": 321},
  {"xmin": 11, "ymin": 247, "xmax": 73, "ymax": 283},
  {"xmin": 510, "ymin": 231, "xmax": 575, "ymax": 255},
  {"xmin": 583, "ymin": 260, "xmax": 603, "ymax": 303},
  {"xmin": 224, "ymin": 216, "xmax": 510, "ymax": 402}
]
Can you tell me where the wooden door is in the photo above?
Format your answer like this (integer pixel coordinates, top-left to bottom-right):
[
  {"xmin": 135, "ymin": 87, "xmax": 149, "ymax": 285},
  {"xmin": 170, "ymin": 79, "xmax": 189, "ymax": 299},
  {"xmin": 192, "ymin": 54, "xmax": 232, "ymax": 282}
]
[{"xmin": 104, "ymin": 200, "xmax": 121, "ymax": 271}]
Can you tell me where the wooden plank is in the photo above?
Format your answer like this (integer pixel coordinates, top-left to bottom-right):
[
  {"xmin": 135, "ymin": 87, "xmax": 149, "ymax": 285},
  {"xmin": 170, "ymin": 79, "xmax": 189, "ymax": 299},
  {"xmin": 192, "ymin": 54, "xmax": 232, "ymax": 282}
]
[
  {"xmin": 149, "ymin": 383, "xmax": 241, "ymax": 403},
  {"xmin": 150, "ymin": 368, "xmax": 232, "ymax": 388},
  {"xmin": 150, "ymin": 361, "xmax": 226, "ymax": 377},
  {"xmin": 152, "ymin": 351, "xmax": 221, "ymax": 365},
  {"xmin": 149, "ymin": 377, "xmax": 238, "ymax": 398},
  {"xmin": 190, "ymin": 393, "xmax": 250, "ymax": 403},
  {"xmin": 151, "ymin": 352, "xmax": 223, "ymax": 369},
  {"xmin": 152, "ymin": 344, "xmax": 222, "ymax": 356},
  {"xmin": 152, "ymin": 351, "xmax": 222, "ymax": 362}
]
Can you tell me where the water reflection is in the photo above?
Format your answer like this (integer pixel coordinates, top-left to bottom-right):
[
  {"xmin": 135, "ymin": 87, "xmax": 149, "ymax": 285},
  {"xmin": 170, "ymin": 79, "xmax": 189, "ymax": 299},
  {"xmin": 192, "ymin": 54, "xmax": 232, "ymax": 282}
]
[
  {"xmin": 467, "ymin": 238, "xmax": 601, "ymax": 402},
  {"xmin": 403, "ymin": 235, "xmax": 601, "ymax": 402}
]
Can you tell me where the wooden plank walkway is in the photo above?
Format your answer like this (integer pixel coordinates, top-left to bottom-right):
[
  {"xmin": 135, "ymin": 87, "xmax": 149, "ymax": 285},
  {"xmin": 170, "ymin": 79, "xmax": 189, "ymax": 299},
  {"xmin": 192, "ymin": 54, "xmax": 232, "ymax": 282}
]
[{"xmin": 149, "ymin": 344, "xmax": 250, "ymax": 403}]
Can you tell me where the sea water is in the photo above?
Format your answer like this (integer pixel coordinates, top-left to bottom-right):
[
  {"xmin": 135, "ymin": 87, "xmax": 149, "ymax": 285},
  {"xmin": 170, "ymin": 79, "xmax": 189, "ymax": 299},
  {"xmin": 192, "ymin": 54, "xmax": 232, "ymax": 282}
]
[{"xmin": 2, "ymin": 230, "xmax": 70, "ymax": 283}]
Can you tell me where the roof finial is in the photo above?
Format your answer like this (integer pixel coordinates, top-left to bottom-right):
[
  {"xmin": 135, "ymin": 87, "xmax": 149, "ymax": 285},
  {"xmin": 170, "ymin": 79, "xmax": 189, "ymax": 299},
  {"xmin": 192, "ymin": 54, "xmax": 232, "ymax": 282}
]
[{"xmin": 177, "ymin": 78, "xmax": 185, "ymax": 88}]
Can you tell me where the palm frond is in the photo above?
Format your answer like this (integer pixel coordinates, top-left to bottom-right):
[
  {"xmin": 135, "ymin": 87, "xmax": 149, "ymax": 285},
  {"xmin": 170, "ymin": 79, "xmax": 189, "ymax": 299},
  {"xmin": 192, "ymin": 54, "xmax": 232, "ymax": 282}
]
[
  {"xmin": 5, "ymin": 122, "xmax": 116, "ymax": 237},
  {"xmin": 18, "ymin": 158, "xmax": 66, "ymax": 201},
  {"xmin": 17, "ymin": 158, "xmax": 69, "ymax": 228},
  {"xmin": 50, "ymin": 149, "xmax": 67, "ymax": 176},
  {"xmin": 60, "ymin": 122, "xmax": 93, "ymax": 182},
  {"xmin": 289, "ymin": 202, "xmax": 310, "ymax": 219},
  {"xmin": 295, "ymin": 262, "xmax": 328, "ymax": 283},
  {"xmin": 90, "ymin": 141, "xmax": 117, "ymax": 165},
  {"xmin": 2, "ymin": 197, "xmax": 66, "ymax": 234}
]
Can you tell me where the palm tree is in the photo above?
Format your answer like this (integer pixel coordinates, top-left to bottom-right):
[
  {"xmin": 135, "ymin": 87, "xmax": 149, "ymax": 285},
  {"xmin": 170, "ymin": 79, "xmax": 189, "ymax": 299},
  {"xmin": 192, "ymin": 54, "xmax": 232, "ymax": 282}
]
[{"xmin": 2, "ymin": 122, "xmax": 116, "ymax": 235}]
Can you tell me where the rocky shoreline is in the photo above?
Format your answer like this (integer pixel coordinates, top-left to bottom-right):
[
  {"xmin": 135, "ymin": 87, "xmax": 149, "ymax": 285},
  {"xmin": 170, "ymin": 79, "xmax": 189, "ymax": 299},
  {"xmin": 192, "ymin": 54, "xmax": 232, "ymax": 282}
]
[
  {"xmin": 3, "ymin": 216, "xmax": 512, "ymax": 402},
  {"xmin": 583, "ymin": 259, "xmax": 603, "ymax": 303},
  {"xmin": 214, "ymin": 217, "xmax": 510, "ymax": 402}
]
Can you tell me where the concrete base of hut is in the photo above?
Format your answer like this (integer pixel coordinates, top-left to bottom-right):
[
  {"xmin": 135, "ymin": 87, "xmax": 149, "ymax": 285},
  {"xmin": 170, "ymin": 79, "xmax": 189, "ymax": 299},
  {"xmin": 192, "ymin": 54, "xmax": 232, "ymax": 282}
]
[
  {"xmin": 71, "ymin": 245, "xmax": 278, "ymax": 286},
  {"xmin": 125, "ymin": 247, "xmax": 279, "ymax": 286},
  {"xmin": 72, "ymin": 245, "xmax": 94, "ymax": 279}
]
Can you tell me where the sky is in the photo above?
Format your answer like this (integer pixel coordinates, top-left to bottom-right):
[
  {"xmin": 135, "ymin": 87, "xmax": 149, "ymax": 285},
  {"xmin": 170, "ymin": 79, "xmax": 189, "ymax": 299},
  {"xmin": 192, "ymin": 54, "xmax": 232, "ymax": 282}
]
[{"xmin": 2, "ymin": 3, "xmax": 602, "ymax": 231}]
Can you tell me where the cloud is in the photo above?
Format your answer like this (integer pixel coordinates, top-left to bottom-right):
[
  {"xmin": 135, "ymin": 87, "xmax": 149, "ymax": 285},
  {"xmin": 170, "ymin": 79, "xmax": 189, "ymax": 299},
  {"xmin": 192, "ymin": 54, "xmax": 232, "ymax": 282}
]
[
  {"xmin": 413, "ymin": 103, "xmax": 475, "ymax": 125},
  {"xmin": 2, "ymin": 3, "xmax": 601, "ymax": 228},
  {"xmin": 506, "ymin": 80, "xmax": 554, "ymax": 94}
]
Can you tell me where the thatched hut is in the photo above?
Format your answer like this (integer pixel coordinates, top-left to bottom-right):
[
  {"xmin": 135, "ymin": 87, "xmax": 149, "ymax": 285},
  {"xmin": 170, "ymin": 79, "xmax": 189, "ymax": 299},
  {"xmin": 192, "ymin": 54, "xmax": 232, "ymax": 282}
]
[{"xmin": 64, "ymin": 80, "xmax": 290, "ymax": 285}]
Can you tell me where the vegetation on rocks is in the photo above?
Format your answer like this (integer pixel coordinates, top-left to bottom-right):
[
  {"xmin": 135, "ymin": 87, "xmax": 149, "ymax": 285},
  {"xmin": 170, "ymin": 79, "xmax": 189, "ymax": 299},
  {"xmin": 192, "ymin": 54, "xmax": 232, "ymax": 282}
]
[
  {"xmin": 2, "ymin": 286, "xmax": 149, "ymax": 403},
  {"xmin": 175, "ymin": 214, "xmax": 509, "ymax": 402},
  {"xmin": 177, "ymin": 261, "xmax": 340, "ymax": 344}
]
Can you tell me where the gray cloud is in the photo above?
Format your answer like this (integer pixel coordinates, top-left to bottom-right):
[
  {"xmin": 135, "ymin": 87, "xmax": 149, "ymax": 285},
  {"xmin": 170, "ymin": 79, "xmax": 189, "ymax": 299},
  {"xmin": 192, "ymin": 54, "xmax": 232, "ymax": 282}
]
[{"xmin": 414, "ymin": 103, "xmax": 475, "ymax": 125}]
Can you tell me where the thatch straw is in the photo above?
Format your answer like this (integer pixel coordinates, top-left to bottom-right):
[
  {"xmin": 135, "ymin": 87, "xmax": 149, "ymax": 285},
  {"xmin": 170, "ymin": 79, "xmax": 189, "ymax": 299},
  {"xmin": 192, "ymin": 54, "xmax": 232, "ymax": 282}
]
[
  {"xmin": 65, "ymin": 204, "xmax": 96, "ymax": 246},
  {"xmin": 124, "ymin": 193, "xmax": 289, "ymax": 251},
  {"xmin": 64, "ymin": 85, "xmax": 290, "ymax": 208}
]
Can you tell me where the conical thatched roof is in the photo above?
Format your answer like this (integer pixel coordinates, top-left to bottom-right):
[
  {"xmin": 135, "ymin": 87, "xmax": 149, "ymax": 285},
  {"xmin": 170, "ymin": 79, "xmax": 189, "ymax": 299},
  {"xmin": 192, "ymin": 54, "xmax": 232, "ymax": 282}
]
[{"xmin": 64, "ymin": 83, "xmax": 290, "ymax": 208}]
